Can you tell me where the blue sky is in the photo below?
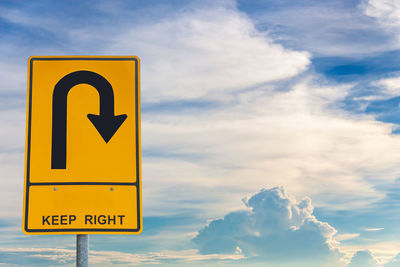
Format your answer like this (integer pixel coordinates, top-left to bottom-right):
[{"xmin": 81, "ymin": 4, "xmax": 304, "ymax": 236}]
[{"xmin": 2, "ymin": 0, "xmax": 400, "ymax": 266}]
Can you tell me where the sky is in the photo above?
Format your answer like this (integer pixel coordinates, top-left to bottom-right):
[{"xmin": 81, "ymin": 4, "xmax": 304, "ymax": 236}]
[{"xmin": 2, "ymin": 0, "xmax": 400, "ymax": 266}]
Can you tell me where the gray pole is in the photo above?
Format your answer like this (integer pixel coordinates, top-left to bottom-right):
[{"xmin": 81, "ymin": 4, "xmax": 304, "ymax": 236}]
[{"xmin": 77, "ymin": 234, "xmax": 89, "ymax": 267}]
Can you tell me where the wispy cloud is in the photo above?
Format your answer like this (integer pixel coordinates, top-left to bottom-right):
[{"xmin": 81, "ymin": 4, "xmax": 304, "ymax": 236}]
[
  {"xmin": 362, "ymin": 0, "xmax": 400, "ymax": 31},
  {"xmin": 104, "ymin": 3, "xmax": 310, "ymax": 102},
  {"xmin": 336, "ymin": 233, "xmax": 360, "ymax": 241},
  {"xmin": 142, "ymin": 76, "xmax": 400, "ymax": 216},
  {"xmin": 239, "ymin": 0, "xmax": 396, "ymax": 56},
  {"xmin": 0, "ymin": 247, "xmax": 244, "ymax": 266},
  {"xmin": 364, "ymin": 228, "xmax": 385, "ymax": 232},
  {"xmin": 373, "ymin": 76, "xmax": 400, "ymax": 98}
]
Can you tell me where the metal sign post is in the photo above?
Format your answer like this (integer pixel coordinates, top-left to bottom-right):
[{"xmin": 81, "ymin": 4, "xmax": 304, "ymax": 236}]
[{"xmin": 77, "ymin": 234, "xmax": 88, "ymax": 267}]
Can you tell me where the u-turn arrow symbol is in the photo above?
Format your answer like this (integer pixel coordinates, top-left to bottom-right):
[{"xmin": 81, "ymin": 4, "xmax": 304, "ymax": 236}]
[{"xmin": 51, "ymin": 70, "xmax": 127, "ymax": 169}]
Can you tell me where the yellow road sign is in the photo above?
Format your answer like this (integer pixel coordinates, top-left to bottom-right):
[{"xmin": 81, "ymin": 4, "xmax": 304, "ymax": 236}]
[{"xmin": 23, "ymin": 56, "xmax": 142, "ymax": 234}]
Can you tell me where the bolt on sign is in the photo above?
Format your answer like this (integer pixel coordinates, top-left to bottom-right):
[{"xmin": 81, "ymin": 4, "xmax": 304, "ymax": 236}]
[{"xmin": 23, "ymin": 56, "xmax": 142, "ymax": 234}]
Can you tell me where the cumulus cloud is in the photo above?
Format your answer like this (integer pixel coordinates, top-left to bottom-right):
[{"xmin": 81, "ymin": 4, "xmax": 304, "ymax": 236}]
[
  {"xmin": 348, "ymin": 250, "xmax": 381, "ymax": 267},
  {"xmin": 340, "ymin": 241, "xmax": 400, "ymax": 266},
  {"xmin": 193, "ymin": 187, "xmax": 345, "ymax": 267}
]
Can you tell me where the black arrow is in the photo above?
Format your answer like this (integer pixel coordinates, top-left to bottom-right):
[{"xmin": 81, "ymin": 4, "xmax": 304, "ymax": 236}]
[{"xmin": 51, "ymin": 70, "xmax": 127, "ymax": 169}]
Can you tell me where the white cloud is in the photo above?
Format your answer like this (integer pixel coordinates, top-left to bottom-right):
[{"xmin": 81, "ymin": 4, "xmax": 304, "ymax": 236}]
[
  {"xmin": 0, "ymin": 62, "xmax": 26, "ymax": 94},
  {"xmin": 359, "ymin": 0, "xmax": 400, "ymax": 51},
  {"xmin": 193, "ymin": 187, "xmax": 345, "ymax": 267},
  {"xmin": 375, "ymin": 76, "xmax": 400, "ymax": 92},
  {"xmin": 0, "ymin": 107, "xmax": 25, "ymax": 219},
  {"xmin": 0, "ymin": 247, "xmax": 74, "ymax": 266},
  {"xmin": 368, "ymin": 75, "xmax": 400, "ymax": 100},
  {"xmin": 0, "ymin": 108, "xmax": 25, "ymax": 151},
  {"xmin": 385, "ymin": 253, "xmax": 400, "ymax": 267},
  {"xmin": 105, "ymin": 3, "xmax": 310, "ymax": 102},
  {"xmin": 142, "ymin": 77, "xmax": 400, "ymax": 216},
  {"xmin": 364, "ymin": 228, "xmax": 384, "ymax": 232},
  {"xmin": 336, "ymin": 233, "xmax": 360, "ymax": 241},
  {"xmin": 348, "ymin": 250, "xmax": 382, "ymax": 267},
  {"xmin": 353, "ymin": 74, "xmax": 400, "ymax": 102},
  {"xmin": 0, "ymin": 247, "xmax": 243, "ymax": 266},
  {"xmin": 362, "ymin": 0, "xmax": 400, "ymax": 30},
  {"xmin": 252, "ymin": 0, "xmax": 395, "ymax": 56},
  {"xmin": 340, "ymin": 241, "xmax": 400, "ymax": 265}
]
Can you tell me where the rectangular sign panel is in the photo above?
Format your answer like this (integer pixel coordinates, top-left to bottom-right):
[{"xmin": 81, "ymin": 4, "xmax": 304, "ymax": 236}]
[{"xmin": 23, "ymin": 56, "xmax": 141, "ymax": 234}]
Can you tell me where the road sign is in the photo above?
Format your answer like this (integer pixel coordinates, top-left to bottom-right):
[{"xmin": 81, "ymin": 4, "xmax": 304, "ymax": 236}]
[{"xmin": 23, "ymin": 56, "xmax": 142, "ymax": 234}]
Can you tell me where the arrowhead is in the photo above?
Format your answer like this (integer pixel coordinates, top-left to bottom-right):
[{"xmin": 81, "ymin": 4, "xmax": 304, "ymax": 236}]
[{"xmin": 87, "ymin": 114, "xmax": 127, "ymax": 143}]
